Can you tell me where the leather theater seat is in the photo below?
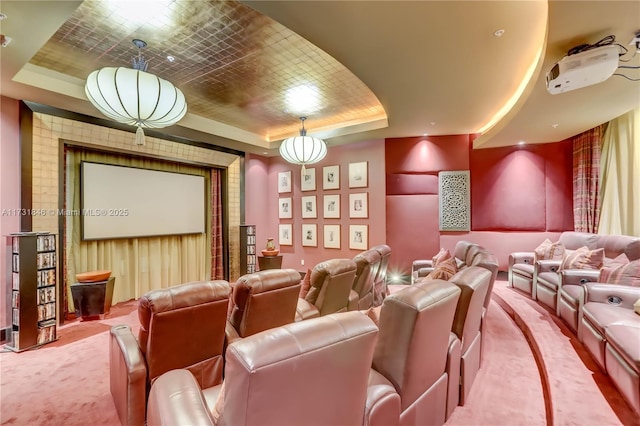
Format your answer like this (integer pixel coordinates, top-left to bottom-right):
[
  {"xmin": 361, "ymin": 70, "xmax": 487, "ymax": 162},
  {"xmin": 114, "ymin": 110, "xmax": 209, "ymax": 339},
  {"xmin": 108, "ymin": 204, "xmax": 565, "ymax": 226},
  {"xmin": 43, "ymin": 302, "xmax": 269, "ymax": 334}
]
[
  {"xmin": 350, "ymin": 248, "xmax": 383, "ymax": 310},
  {"xmin": 365, "ymin": 279, "xmax": 461, "ymax": 426},
  {"xmin": 225, "ymin": 268, "xmax": 301, "ymax": 344},
  {"xmin": 109, "ymin": 280, "xmax": 231, "ymax": 426},
  {"xmin": 296, "ymin": 258, "xmax": 357, "ymax": 321},
  {"xmin": 146, "ymin": 311, "xmax": 379, "ymax": 426}
]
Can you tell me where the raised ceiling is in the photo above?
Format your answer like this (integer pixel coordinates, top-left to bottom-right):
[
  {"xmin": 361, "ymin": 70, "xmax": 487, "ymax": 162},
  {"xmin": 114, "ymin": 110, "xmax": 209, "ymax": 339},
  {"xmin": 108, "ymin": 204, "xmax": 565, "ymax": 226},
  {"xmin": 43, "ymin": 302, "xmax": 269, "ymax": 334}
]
[{"xmin": 1, "ymin": 1, "xmax": 638, "ymax": 154}]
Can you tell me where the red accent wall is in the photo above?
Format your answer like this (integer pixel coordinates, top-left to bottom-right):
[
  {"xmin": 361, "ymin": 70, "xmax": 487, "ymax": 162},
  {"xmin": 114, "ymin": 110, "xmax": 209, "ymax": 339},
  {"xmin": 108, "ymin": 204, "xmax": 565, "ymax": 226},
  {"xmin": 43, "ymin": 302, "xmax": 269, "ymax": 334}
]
[
  {"xmin": 470, "ymin": 141, "xmax": 573, "ymax": 231},
  {"xmin": 385, "ymin": 135, "xmax": 472, "ymax": 276},
  {"xmin": 385, "ymin": 135, "xmax": 573, "ymax": 275},
  {"xmin": 386, "ymin": 135, "xmax": 470, "ymax": 173}
]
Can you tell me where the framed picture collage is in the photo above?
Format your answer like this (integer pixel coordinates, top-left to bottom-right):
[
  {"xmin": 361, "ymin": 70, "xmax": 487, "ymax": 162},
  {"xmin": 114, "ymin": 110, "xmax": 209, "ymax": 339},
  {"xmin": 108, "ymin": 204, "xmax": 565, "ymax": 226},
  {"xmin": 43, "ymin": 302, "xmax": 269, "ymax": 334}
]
[{"xmin": 277, "ymin": 161, "xmax": 369, "ymax": 251}]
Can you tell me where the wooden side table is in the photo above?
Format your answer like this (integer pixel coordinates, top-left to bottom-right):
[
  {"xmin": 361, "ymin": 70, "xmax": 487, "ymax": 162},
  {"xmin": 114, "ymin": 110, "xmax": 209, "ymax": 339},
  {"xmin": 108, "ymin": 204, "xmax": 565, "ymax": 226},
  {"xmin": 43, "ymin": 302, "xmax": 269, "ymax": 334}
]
[{"xmin": 258, "ymin": 255, "xmax": 283, "ymax": 271}]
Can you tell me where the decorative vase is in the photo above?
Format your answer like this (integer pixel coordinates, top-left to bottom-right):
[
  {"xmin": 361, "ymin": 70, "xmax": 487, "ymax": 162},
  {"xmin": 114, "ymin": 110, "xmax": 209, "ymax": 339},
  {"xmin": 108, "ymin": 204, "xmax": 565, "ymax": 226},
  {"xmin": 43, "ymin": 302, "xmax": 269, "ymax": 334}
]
[{"xmin": 262, "ymin": 238, "xmax": 279, "ymax": 256}]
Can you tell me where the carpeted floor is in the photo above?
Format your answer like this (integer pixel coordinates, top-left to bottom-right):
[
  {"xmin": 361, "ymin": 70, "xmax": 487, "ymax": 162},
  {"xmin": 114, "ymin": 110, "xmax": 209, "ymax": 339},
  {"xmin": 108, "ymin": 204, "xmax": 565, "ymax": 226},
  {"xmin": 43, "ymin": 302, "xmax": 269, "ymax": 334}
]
[{"xmin": 1, "ymin": 276, "xmax": 637, "ymax": 425}]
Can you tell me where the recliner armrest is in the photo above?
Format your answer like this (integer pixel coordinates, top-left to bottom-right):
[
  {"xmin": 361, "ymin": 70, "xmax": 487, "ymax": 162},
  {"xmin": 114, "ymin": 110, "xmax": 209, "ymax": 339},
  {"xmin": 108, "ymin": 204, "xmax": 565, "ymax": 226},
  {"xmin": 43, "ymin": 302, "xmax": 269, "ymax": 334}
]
[
  {"xmin": 412, "ymin": 259, "xmax": 433, "ymax": 272},
  {"xmin": 509, "ymin": 252, "xmax": 534, "ymax": 267},
  {"xmin": 110, "ymin": 325, "xmax": 148, "ymax": 426},
  {"xmin": 560, "ymin": 269, "xmax": 601, "ymax": 286},
  {"xmin": 295, "ymin": 298, "xmax": 320, "ymax": 321},
  {"xmin": 584, "ymin": 283, "xmax": 640, "ymax": 309},
  {"xmin": 417, "ymin": 267, "xmax": 435, "ymax": 278},
  {"xmin": 364, "ymin": 369, "xmax": 401, "ymax": 426},
  {"xmin": 535, "ymin": 260, "xmax": 562, "ymax": 273},
  {"xmin": 147, "ymin": 369, "xmax": 214, "ymax": 426}
]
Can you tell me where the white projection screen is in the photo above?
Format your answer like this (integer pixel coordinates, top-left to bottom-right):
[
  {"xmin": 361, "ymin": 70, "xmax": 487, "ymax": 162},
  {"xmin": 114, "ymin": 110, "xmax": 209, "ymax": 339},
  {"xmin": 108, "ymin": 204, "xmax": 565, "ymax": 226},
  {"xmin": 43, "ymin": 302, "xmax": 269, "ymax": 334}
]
[{"xmin": 81, "ymin": 162, "xmax": 205, "ymax": 240}]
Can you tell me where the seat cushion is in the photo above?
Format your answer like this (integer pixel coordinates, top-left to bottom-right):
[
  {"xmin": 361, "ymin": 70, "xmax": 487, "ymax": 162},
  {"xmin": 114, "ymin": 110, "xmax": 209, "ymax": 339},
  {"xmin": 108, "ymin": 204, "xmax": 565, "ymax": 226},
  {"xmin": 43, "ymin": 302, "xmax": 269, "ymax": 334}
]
[
  {"xmin": 605, "ymin": 323, "xmax": 640, "ymax": 374},
  {"xmin": 537, "ymin": 271, "xmax": 560, "ymax": 290},
  {"xmin": 512, "ymin": 263, "xmax": 534, "ymax": 280},
  {"xmin": 582, "ymin": 302, "xmax": 640, "ymax": 335},
  {"xmin": 560, "ymin": 284, "xmax": 584, "ymax": 306}
]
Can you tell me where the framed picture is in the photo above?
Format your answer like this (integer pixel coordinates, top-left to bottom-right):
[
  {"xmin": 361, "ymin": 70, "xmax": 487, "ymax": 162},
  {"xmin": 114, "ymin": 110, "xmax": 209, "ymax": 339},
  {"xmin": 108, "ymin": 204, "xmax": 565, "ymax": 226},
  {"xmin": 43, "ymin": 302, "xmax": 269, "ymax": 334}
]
[
  {"xmin": 302, "ymin": 224, "xmax": 317, "ymax": 247},
  {"xmin": 301, "ymin": 195, "xmax": 317, "ymax": 218},
  {"xmin": 278, "ymin": 197, "xmax": 292, "ymax": 219},
  {"xmin": 323, "ymin": 194, "xmax": 340, "ymax": 219},
  {"xmin": 323, "ymin": 224, "xmax": 341, "ymax": 249},
  {"xmin": 301, "ymin": 167, "xmax": 316, "ymax": 191},
  {"xmin": 278, "ymin": 171, "xmax": 292, "ymax": 193},
  {"xmin": 323, "ymin": 165, "xmax": 340, "ymax": 190},
  {"xmin": 348, "ymin": 161, "xmax": 368, "ymax": 188},
  {"xmin": 349, "ymin": 224, "xmax": 368, "ymax": 250},
  {"xmin": 349, "ymin": 193, "xmax": 368, "ymax": 218},
  {"xmin": 279, "ymin": 224, "xmax": 292, "ymax": 246}
]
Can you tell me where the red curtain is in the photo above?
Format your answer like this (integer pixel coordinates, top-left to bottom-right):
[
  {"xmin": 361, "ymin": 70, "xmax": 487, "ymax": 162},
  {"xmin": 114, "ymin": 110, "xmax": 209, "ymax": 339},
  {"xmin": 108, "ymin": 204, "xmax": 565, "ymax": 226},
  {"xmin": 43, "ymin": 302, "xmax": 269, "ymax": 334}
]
[
  {"xmin": 572, "ymin": 125, "xmax": 603, "ymax": 233},
  {"xmin": 210, "ymin": 169, "xmax": 224, "ymax": 279}
]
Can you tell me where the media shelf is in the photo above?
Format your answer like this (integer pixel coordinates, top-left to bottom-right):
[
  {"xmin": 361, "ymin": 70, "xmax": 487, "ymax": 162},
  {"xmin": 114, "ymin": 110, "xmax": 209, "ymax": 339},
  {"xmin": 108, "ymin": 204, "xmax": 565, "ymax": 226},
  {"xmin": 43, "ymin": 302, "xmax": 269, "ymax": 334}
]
[
  {"xmin": 240, "ymin": 225, "xmax": 257, "ymax": 275},
  {"xmin": 6, "ymin": 232, "xmax": 57, "ymax": 352}
]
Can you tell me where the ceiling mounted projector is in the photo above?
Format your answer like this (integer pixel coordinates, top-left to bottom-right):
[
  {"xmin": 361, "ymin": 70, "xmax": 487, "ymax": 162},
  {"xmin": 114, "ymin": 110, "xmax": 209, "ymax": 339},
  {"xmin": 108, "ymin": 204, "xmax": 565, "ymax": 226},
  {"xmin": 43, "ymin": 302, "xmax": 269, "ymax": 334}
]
[{"xmin": 546, "ymin": 44, "xmax": 619, "ymax": 94}]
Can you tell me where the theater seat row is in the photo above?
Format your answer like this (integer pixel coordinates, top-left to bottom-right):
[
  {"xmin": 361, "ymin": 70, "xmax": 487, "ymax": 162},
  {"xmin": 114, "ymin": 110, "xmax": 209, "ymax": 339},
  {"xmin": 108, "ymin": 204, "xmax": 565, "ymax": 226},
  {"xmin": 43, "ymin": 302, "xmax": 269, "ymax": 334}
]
[{"xmin": 135, "ymin": 267, "xmax": 491, "ymax": 426}]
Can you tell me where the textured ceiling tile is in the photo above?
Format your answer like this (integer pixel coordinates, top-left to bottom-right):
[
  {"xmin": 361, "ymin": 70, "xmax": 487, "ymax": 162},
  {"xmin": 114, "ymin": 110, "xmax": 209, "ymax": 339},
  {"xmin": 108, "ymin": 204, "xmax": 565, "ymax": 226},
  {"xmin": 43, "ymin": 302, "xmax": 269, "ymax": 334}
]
[{"xmin": 30, "ymin": 0, "xmax": 385, "ymax": 140}]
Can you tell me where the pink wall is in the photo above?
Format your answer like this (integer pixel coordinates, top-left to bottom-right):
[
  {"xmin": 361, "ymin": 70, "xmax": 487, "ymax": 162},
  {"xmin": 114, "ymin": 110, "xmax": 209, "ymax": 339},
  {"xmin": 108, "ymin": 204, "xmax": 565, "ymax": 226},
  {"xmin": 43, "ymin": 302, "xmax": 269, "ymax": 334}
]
[
  {"xmin": 384, "ymin": 135, "xmax": 574, "ymax": 274},
  {"xmin": 244, "ymin": 154, "xmax": 270, "ymax": 260},
  {"xmin": 470, "ymin": 141, "xmax": 573, "ymax": 231},
  {"xmin": 385, "ymin": 135, "xmax": 472, "ymax": 276},
  {"xmin": 245, "ymin": 139, "xmax": 386, "ymax": 272},
  {"xmin": 1, "ymin": 96, "xmax": 21, "ymax": 329}
]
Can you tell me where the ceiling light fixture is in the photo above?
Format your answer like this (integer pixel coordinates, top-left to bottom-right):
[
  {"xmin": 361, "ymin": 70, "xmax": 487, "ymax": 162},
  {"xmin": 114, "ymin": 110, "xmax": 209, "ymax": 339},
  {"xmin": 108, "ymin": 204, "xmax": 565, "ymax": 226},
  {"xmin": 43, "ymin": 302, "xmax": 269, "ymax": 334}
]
[
  {"xmin": 84, "ymin": 39, "xmax": 187, "ymax": 146},
  {"xmin": 279, "ymin": 117, "xmax": 327, "ymax": 171}
]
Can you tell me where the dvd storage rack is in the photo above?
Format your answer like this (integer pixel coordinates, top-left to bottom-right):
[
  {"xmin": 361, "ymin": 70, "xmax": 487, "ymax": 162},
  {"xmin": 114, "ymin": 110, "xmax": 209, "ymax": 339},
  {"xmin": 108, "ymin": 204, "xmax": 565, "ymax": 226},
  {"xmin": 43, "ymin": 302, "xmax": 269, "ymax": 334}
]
[
  {"xmin": 6, "ymin": 232, "xmax": 57, "ymax": 351},
  {"xmin": 240, "ymin": 225, "xmax": 257, "ymax": 275}
]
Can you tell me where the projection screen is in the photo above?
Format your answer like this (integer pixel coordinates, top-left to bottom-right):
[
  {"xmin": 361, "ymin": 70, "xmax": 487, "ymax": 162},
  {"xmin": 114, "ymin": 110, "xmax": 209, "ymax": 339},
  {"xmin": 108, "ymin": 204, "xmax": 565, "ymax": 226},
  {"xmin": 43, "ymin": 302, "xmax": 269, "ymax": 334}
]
[{"xmin": 81, "ymin": 162, "xmax": 205, "ymax": 240}]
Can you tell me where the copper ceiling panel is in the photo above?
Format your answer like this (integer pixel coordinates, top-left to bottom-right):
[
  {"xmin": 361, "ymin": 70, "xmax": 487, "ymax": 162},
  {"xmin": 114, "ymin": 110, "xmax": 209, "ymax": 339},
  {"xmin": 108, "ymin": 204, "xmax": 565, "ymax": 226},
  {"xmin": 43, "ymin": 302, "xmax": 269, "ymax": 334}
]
[{"xmin": 29, "ymin": 0, "xmax": 385, "ymax": 140}]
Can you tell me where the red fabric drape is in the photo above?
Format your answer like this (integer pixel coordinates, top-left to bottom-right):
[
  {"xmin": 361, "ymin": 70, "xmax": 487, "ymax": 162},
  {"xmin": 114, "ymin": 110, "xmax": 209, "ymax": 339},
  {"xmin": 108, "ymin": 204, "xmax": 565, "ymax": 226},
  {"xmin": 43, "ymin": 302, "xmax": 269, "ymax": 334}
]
[
  {"xmin": 572, "ymin": 125, "xmax": 603, "ymax": 233},
  {"xmin": 210, "ymin": 169, "xmax": 224, "ymax": 279}
]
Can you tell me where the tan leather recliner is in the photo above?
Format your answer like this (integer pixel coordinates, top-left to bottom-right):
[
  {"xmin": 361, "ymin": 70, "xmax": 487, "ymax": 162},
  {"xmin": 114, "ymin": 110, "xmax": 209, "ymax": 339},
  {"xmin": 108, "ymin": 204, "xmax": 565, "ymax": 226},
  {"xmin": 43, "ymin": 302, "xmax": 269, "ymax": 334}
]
[
  {"xmin": 365, "ymin": 279, "xmax": 461, "ymax": 426},
  {"xmin": 447, "ymin": 266, "xmax": 491, "ymax": 411},
  {"xmin": 225, "ymin": 269, "xmax": 301, "ymax": 344},
  {"xmin": 580, "ymin": 283, "xmax": 640, "ymax": 415},
  {"xmin": 146, "ymin": 311, "xmax": 379, "ymax": 426},
  {"xmin": 296, "ymin": 258, "xmax": 357, "ymax": 320},
  {"xmin": 350, "ymin": 248, "xmax": 383, "ymax": 311},
  {"xmin": 109, "ymin": 280, "xmax": 230, "ymax": 426}
]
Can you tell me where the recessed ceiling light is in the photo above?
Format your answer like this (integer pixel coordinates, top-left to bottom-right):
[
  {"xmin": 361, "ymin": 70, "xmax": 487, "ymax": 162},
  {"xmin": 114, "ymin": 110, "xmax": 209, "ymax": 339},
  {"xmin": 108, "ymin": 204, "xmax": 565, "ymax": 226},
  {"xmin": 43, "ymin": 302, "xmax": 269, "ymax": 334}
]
[
  {"xmin": 494, "ymin": 29, "xmax": 505, "ymax": 37},
  {"xmin": 518, "ymin": 141, "xmax": 526, "ymax": 145},
  {"xmin": 551, "ymin": 123, "xmax": 559, "ymax": 128},
  {"xmin": 422, "ymin": 133, "xmax": 428, "ymax": 136},
  {"xmin": 285, "ymin": 84, "xmax": 321, "ymax": 116},
  {"xmin": 430, "ymin": 121, "xmax": 436, "ymax": 126},
  {"xmin": 166, "ymin": 55, "xmax": 175, "ymax": 62}
]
